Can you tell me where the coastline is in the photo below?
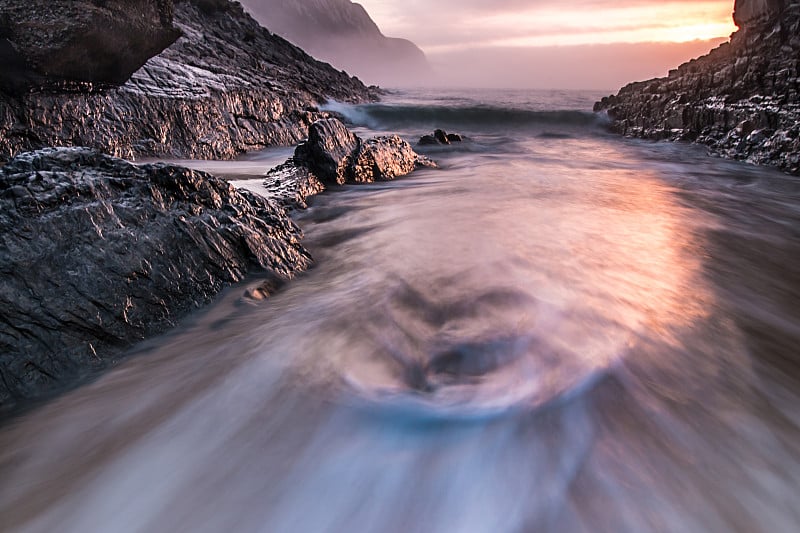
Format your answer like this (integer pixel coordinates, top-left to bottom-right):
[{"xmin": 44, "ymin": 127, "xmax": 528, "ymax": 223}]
[
  {"xmin": 595, "ymin": 1, "xmax": 800, "ymax": 175},
  {"xmin": 0, "ymin": 117, "xmax": 431, "ymax": 416}
]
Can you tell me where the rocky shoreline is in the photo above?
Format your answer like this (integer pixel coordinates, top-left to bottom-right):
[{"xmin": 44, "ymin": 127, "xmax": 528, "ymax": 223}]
[
  {"xmin": 0, "ymin": 0, "xmax": 377, "ymax": 162},
  {"xmin": 0, "ymin": 0, "xmax": 428, "ymax": 413},
  {"xmin": 0, "ymin": 117, "xmax": 431, "ymax": 413},
  {"xmin": 595, "ymin": 0, "xmax": 800, "ymax": 175}
]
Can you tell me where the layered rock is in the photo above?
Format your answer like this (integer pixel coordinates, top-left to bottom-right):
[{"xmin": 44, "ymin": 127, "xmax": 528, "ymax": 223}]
[
  {"xmin": 239, "ymin": 0, "xmax": 431, "ymax": 86},
  {"xmin": 0, "ymin": 147, "xmax": 312, "ymax": 410},
  {"xmin": 0, "ymin": 0, "xmax": 180, "ymax": 93},
  {"xmin": 595, "ymin": 0, "xmax": 800, "ymax": 175},
  {"xmin": 265, "ymin": 118, "xmax": 436, "ymax": 208},
  {"xmin": 0, "ymin": 0, "xmax": 376, "ymax": 162}
]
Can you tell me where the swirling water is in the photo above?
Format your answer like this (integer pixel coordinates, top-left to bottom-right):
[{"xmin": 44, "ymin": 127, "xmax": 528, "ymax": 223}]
[{"xmin": 2, "ymin": 89, "xmax": 800, "ymax": 532}]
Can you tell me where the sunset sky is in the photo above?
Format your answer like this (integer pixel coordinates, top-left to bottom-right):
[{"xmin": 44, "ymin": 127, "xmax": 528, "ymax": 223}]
[{"xmin": 357, "ymin": 0, "xmax": 738, "ymax": 89}]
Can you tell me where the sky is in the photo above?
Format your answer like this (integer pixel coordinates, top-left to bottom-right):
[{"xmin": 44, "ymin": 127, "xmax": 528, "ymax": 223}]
[{"xmin": 356, "ymin": 0, "xmax": 738, "ymax": 90}]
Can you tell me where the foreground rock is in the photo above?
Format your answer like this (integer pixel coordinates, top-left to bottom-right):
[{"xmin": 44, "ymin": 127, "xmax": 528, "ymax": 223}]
[
  {"xmin": 265, "ymin": 118, "xmax": 436, "ymax": 207},
  {"xmin": 0, "ymin": 0, "xmax": 180, "ymax": 93},
  {"xmin": 0, "ymin": 148, "xmax": 311, "ymax": 411},
  {"xmin": 0, "ymin": 0, "xmax": 375, "ymax": 161},
  {"xmin": 595, "ymin": 0, "xmax": 800, "ymax": 175}
]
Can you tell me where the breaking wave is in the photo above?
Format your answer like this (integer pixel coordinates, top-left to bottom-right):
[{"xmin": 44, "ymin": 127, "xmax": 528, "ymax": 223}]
[{"xmin": 322, "ymin": 101, "xmax": 605, "ymax": 133}]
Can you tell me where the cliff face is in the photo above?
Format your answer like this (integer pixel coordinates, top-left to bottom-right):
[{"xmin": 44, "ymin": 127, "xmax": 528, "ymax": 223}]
[
  {"xmin": 595, "ymin": 0, "xmax": 800, "ymax": 175},
  {"xmin": 0, "ymin": 0, "xmax": 376, "ymax": 162},
  {"xmin": 239, "ymin": 0, "xmax": 431, "ymax": 87}
]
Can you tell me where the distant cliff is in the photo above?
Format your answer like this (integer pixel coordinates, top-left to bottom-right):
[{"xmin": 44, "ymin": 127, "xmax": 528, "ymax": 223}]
[
  {"xmin": 0, "ymin": 0, "xmax": 375, "ymax": 162},
  {"xmin": 239, "ymin": 0, "xmax": 431, "ymax": 87},
  {"xmin": 595, "ymin": 0, "xmax": 800, "ymax": 175}
]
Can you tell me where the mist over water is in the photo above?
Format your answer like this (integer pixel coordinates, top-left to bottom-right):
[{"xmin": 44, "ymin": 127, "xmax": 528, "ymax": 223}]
[{"xmin": 2, "ymin": 90, "xmax": 800, "ymax": 532}]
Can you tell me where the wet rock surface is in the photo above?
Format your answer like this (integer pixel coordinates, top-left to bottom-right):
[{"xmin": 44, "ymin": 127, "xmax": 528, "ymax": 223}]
[
  {"xmin": 595, "ymin": 0, "xmax": 800, "ymax": 175},
  {"xmin": 265, "ymin": 118, "xmax": 437, "ymax": 208},
  {"xmin": 0, "ymin": 0, "xmax": 376, "ymax": 162},
  {"xmin": 0, "ymin": 147, "xmax": 312, "ymax": 411},
  {"xmin": 419, "ymin": 129, "xmax": 464, "ymax": 146},
  {"xmin": 0, "ymin": 0, "xmax": 180, "ymax": 93}
]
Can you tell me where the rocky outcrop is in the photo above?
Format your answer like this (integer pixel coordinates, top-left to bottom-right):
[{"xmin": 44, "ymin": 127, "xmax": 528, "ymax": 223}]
[
  {"xmin": 0, "ymin": 0, "xmax": 180, "ymax": 93},
  {"xmin": 734, "ymin": 0, "xmax": 786, "ymax": 25},
  {"xmin": 239, "ymin": 0, "xmax": 431, "ymax": 86},
  {"xmin": 0, "ymin": 147, "xmax": 312, "ymax": 411},
  {"xmin": 265, "ymin": 118, "xmax": 436, "ymax": 208},
  {"xmin": 595, "ymin": 0, "xmax": 800, "ymax": 175},
  {"xmin": 0, "ymin": 0, "xmax": 376, "ymax": 162}
]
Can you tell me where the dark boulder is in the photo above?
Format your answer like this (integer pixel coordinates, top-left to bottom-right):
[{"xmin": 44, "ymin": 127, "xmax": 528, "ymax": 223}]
[
  {"xmin": 266, "ymin": 118, "xmax": 437, "ymax": 207},
  {"xmin": 0, "ymin": 147, "xmax": 312, "ymax": 411},
  {"xmin": 294, "ymin": 118, "xmax": 360, "ymax": 185},
  {"xmin": 0, "ymin": 0, "xmax": 181, "ymax": 93},
  {"xmin": 418, "ymin": 129, "xmax": 464, "ymax": 146},
  {"xmin": 434, "ymin": 129, "xmax": 450, "ymax": 145},
  {"xmin": 292, "ymin": 118, "xmax": 434, "ymax": 186}
]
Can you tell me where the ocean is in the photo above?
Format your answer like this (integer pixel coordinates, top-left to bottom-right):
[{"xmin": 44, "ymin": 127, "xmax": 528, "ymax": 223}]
[{"xmin": 2, "ymin": 89, "xmax": 799, "ymax": 532}]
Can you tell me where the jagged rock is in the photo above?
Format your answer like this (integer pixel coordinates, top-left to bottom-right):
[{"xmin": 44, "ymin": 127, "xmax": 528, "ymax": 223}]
[
  {"xmin": 0, "ymin": 147, "xmax": 312, "ymax": 411},
  {"xmin": 418, "ymin": 129, "xmax": 463, "ymax": 146},
  {"xmin": 263, "ymin": 160, "xmax": 326, "ymax": 209},
  {"xmin": 0, "ymin": 0, "xmax": 376, "ymax": 162},
  {"xmin": 0, "ymin": 0, "xmax": 180, "ymax": 93},
  {"xmin": 350, "ymin": 135, "xmax": 421, "ymax": 183},
  {"xmin": 595, "ymin": 0, "xmax": 800, "ymax": 175},
  {"xmin": 265, "ymin": 118, "xmax": 437, "ymax": 207},
  {"xmin": 294, "ymin": 118, "xmax": 360, "ymax": 185}
]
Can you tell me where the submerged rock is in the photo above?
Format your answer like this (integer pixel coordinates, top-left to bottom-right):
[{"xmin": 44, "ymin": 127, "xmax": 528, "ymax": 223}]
[
  {"xmin": 595, "ymin": 0, "xmax": 800, "ymax": 175},
  {"xmin": 0, "ymin": 0, "xmax": 375, "ymax": 162},
  {"xmin": 0, "ymin": 0, "xmax": 180, "ymax": 93},
  {"xmin": 0, "ymin": 147, "xmax": 312, "ymax": 411},
  {"xmin": 418, "ymin": 129, "xmax": 464, "ymax": 146}
]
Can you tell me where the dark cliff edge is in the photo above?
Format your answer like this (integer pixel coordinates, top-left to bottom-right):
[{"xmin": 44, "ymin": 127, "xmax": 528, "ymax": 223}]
[
  {"xmin": 595, "ymin": 0, "xmax": 800, "ymax": 175},
  {"xmin": 0, "ymin": 0, "xmax": 377, "ymax": 162}
]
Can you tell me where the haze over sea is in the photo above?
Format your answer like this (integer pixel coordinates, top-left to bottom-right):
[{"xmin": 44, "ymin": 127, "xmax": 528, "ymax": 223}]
[{"xmin": 2, "ymin": 89, "xmax": 799, "ymax": 532}]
